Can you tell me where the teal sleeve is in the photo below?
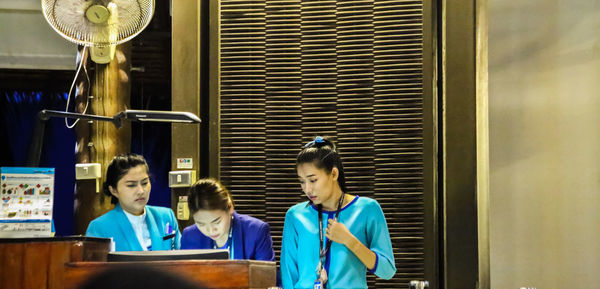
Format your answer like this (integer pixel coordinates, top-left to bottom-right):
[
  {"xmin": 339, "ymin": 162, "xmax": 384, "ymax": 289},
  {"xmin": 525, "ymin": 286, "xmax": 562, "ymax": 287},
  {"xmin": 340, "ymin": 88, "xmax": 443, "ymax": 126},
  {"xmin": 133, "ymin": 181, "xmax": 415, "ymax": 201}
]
[
  {"xmin": 171, "ymin": 210, "xmax": 181, "ymax": 250},
  {"xmin": 280, "ymin": 209, "xmax": 299, "ymax": 288},
  {"xmin": 85, "ymin": 220, "xmax": 101, "ymax": 237},
  {"xmin": 366, "ymin": 201, "xmax": 396, "ymax": 279}
]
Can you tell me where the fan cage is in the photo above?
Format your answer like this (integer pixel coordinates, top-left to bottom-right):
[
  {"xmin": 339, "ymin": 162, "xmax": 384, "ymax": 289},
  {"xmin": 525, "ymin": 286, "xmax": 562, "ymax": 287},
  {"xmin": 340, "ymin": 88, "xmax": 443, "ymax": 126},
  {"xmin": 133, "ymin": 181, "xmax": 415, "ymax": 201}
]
[{"xmin": 42, "ymin": 0, "xmax": 155, "ymax": 47}]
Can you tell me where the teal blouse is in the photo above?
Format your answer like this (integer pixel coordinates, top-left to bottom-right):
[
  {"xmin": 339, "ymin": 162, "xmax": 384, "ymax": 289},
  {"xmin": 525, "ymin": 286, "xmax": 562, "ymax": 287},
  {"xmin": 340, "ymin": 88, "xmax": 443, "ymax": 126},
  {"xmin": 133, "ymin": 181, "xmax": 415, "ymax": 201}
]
[{"xmin": 281, "ymin": 196, "xmax": 396, "ymax": 289}]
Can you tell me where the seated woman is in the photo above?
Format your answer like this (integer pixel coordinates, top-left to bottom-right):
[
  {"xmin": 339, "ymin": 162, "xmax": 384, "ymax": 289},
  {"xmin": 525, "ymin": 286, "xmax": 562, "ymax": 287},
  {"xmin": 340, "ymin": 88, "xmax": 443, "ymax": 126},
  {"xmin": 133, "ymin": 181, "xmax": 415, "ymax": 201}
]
[
  {"xmin": 86, "ymin": 153, "xmax": 180, "ymax": 251},
  {"xmin": 181, "ymin": 178, "xmax": 275, "ymax": 261}
]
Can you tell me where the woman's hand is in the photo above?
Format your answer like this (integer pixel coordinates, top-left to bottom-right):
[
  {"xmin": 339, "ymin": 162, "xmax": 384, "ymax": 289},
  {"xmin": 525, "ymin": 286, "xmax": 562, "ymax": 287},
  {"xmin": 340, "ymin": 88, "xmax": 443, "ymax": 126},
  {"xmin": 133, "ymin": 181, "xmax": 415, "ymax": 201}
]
[
  {"xmin": 325, "ymin": 218, "xmax": 353, "ymax": 246},
  {"xmin": 325, "ymin": 218, "xmax": 377, "ymax": 270}
]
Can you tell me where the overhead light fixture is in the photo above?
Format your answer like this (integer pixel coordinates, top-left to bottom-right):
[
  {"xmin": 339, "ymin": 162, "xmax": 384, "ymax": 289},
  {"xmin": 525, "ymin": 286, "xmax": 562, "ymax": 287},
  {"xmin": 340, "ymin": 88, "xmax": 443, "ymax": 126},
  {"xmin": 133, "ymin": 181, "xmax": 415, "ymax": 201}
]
[
  {"xmin": 118, "ymin": 110, "xmax": 201, "ymax": 124},
  {"xmin": 27, "ymin": 109, "xmax": 201, "ymax": 166},
  {"xmin": 37, "ymin": 109, "xmax": 201, "ymax": 128}
]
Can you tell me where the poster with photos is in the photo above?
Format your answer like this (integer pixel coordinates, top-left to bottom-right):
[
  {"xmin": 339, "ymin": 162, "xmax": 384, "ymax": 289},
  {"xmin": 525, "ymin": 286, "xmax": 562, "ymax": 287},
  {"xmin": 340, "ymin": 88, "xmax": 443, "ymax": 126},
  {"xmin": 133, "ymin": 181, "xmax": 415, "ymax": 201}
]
[{"xmin": 0, "ymin": 167, "xmax": 54, "ymax": 237}]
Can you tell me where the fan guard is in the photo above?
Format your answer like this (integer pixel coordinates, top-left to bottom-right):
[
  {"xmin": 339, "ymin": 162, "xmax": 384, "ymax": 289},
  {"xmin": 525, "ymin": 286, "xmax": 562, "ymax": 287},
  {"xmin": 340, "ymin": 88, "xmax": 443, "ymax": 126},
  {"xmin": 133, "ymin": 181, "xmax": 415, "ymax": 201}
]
[{"xmin": 42, "ymin": 0, "xmax": 155, "ymax": 47}]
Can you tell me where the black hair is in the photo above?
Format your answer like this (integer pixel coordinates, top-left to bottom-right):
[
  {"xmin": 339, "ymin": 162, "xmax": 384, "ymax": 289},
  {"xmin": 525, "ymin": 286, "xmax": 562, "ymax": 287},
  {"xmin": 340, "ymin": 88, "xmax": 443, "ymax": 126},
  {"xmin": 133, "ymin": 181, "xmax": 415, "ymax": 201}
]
[
  {"xmin": 296, "ymin": 136, "xmax": 348, "ymax": 195},
  {"xmin": 103, "ymin": 153, "xmax": 149, "ymax": 204},
  {"xmin": 188, "ymin": 178, "xmax": 234, "ymax": 213}
]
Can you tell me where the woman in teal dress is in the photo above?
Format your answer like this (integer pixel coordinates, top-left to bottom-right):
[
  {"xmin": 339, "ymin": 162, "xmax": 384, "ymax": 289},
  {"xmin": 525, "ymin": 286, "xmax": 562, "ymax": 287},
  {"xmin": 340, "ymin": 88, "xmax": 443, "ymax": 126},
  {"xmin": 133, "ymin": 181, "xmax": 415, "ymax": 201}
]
[
  {"xmin": 86, "ymin": 153, "xmax": 180, "ymax": 251},
  {"xmin": 281, "ymin": 136, "xmax": 396, "ymax": 289}
]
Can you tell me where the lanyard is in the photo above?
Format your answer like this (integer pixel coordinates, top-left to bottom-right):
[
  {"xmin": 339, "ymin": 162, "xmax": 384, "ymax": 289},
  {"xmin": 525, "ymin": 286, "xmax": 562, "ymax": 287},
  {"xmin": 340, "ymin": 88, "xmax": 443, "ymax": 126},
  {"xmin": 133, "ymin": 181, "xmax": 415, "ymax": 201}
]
[{"xmin": 317, "ymin": 193, "xmax": 345, "ymax": 266}]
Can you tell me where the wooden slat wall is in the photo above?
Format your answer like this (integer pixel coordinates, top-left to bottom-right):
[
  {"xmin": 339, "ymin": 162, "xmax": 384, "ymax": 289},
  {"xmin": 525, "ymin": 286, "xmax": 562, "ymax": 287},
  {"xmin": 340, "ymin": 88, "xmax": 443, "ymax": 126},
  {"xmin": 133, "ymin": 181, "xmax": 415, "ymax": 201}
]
[
  {"xmin": 220, "ymin": 0, "xmax": 268, "ymax": 219},
  {"xmin": 218, "ymin": 1, "xmax": 426, "ymax": 288}
]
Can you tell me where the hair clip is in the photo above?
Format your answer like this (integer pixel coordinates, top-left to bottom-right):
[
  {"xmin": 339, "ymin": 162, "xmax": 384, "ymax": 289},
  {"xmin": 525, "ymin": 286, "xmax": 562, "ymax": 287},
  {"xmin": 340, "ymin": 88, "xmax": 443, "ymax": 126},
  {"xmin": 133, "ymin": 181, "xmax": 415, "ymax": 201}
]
[{"xmin": 304, "ymin": 136, "xmax": 325, "ymax": 148}]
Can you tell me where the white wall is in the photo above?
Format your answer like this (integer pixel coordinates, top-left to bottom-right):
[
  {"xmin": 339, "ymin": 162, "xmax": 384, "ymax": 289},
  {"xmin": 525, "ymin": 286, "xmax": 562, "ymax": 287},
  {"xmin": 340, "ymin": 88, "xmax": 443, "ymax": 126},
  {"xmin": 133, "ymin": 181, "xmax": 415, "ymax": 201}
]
[
  {"xmin": 0, "ymin": 0, "xmax": 76, "ymax": 70},
  {"xmin": 489, "ymin": 0, "xmax": 600, "ymax": 288}
]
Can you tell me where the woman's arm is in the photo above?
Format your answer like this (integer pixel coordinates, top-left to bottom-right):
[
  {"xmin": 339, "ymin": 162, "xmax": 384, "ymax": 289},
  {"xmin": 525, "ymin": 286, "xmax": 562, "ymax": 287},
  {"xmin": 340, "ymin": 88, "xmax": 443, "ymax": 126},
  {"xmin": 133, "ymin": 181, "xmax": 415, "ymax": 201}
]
[
  {"xmin": 280, "ymin": 210, "xmax": 299, "ymax": 288},
  {"xmin": 325, "ymin": 200, "xmax": 396, "ymax": 279},
  {"xmin": 326, "ymin": 219, "xmax": 376, "ymax": 269},
  {"xmin": 254, "ymin": 222, "xmax": 275, "ymax": 261},
  {"xmin": 170, "ymin": 210, "xmax": 181, "ymax": 250},
  {"xmin": 364, "ymin": 201, "xmax": 396, "ymax": 279}
]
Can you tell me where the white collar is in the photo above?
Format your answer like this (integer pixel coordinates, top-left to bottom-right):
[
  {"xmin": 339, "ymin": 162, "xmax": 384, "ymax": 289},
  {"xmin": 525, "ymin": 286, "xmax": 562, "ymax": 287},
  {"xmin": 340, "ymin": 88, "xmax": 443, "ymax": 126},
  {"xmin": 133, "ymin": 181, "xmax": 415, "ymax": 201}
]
[{"xmin": 123, "ymin": 207, "xmax": 147, "ymax": 223}]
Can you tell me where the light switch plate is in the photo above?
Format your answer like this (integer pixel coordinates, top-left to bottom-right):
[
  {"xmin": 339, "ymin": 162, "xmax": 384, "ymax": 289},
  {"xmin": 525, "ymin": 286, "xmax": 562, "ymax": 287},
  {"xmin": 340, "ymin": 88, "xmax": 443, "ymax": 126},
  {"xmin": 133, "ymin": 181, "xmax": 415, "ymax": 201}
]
[{"xmin": 75, "ymin": 163, "xmax": 102, "ymax": 180}]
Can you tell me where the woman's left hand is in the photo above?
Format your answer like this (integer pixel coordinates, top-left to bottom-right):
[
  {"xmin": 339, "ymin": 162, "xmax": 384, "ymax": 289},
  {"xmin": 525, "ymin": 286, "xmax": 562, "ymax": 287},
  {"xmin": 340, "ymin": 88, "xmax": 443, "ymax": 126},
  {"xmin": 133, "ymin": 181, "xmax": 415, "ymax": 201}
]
[{"xmin": 325, "ymin": 218, "xmax": 353, "ymax": 246}]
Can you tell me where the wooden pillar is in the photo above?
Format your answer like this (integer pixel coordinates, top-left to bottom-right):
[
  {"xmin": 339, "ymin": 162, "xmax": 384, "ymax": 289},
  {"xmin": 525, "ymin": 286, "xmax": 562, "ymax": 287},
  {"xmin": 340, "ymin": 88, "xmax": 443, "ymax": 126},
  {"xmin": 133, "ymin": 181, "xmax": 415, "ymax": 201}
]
[
  {"xmin": 171, "ymin": 0, "xmax": 204, "ymax": 229},
  {"xmin": 74, "ymin": 43, "xmax": 132, "ymax": 234},
  {"xmin": 442, "ymin": 0, "xmax": 489, "ymax": 288}
]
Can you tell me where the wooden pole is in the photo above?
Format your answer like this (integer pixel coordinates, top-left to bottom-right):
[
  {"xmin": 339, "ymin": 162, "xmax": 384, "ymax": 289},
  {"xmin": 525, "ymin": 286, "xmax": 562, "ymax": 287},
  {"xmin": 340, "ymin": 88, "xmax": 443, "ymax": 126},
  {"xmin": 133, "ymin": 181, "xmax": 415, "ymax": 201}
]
[{"xmin": 74, "ymin": 43, "xmax": 132, "ymax": 234}]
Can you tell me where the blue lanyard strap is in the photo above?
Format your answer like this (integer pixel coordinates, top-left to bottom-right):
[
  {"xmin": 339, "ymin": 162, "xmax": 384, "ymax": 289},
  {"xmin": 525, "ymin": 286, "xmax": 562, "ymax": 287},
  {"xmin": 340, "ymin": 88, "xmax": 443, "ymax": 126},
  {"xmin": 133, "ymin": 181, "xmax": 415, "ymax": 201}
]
[
  {"xmin": 230, "ymin": 236, "xmax": 235, "ymax": 260},
  {"xmin": 317, "ymin": 193, "xmax": 345, "ymax": 262}
]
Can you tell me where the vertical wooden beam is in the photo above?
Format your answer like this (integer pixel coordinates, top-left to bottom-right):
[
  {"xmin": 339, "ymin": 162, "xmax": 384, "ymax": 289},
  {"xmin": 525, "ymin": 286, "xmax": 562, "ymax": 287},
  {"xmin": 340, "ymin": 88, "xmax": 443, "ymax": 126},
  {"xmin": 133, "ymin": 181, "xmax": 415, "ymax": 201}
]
[
  {"xmin": 172, "ymin": 0, "xmax": 204, "ymax": 227},
  {"xmin": 422, "ymin": 0, "xmax": 440, "ymax": 287},
  {"xmin": 74, "ymin": 43, "xmax": 132, "ymax": 234},
  {"xmin": 475, "ymin": 0, "xmax": 490, "ymax": 288},
  {"xmin": 208, "ymin": 0, "xmax": 220, "ymax": 179},
  {"xmin": 442, "ymin": 0, "xmax": 489, "ymax": 288}
]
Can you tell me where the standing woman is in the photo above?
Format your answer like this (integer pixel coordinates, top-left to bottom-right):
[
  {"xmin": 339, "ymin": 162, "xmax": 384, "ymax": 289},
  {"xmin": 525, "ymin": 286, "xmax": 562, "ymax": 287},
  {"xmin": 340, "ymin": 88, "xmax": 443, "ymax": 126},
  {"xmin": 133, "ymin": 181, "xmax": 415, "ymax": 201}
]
[
  {"xmin": 181, "ymin": 178, "xmax": 275, "ymax": 261},
  {"xmin": 86, "ymin": 153, "xmax": 180, "ymax": 251},
  {"xmin": 281, "ymin": 136, "xmax": 396, "ymax": 289}
]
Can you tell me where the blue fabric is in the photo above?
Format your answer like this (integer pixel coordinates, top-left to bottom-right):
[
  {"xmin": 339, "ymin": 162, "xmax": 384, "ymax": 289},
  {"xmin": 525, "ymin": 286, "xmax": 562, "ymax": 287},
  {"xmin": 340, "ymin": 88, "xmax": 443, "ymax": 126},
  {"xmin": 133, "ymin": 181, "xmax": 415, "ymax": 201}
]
[
  {"xmin": 86, "ymin": 204, "xmax": 181, "ymax": 251},
  {"xmin": 181, "ymin": 212, "xmax": 275, "ymax": 261},
  {"xmin": 281, "ymin": 196, "xmax": 396, "ymax": 289},
  {"xmin": 1, "ymin": 91, "xmax": 76, "ymax": 236}
]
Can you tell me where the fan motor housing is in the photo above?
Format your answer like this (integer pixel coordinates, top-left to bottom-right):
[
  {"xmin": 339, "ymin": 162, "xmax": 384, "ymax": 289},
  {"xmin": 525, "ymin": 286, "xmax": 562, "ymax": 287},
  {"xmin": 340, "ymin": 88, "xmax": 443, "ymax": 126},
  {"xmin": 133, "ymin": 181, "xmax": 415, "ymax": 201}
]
[{"xmin": 85, "ymin": 5, "xmax": 110, "ymax": 24}]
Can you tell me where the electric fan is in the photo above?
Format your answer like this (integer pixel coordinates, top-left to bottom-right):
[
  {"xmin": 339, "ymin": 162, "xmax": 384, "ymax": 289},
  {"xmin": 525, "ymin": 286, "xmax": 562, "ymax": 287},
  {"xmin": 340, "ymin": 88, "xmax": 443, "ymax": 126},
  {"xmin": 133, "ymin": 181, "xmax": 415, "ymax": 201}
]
[
  {"xmin": 29, "ymin": 0, "xmax": 200, "ymax": 168},
  {"xmin": 42, "ymin": 0, "xmax": 155, "ymax": 63}
]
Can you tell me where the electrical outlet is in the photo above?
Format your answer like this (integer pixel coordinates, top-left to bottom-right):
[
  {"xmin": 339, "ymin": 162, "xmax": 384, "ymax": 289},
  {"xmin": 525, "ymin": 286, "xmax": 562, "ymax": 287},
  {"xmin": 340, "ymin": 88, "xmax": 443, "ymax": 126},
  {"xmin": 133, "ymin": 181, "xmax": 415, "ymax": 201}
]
[{"xmin": 177, "ymin": 196, "xmax": 189, "ymax": 220}]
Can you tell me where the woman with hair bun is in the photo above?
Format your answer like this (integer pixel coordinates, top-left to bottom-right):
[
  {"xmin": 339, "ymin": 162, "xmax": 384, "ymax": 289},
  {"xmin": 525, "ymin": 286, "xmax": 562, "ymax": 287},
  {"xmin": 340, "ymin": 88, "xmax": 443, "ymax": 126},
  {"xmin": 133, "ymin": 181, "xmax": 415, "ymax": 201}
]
[
  {"xmin": 181, "ymin": 178, "xmax": 275, "ymax": 262},
  {"xmin": 281, "ymin": 136, "xmax": 396, "ymax": 289}
]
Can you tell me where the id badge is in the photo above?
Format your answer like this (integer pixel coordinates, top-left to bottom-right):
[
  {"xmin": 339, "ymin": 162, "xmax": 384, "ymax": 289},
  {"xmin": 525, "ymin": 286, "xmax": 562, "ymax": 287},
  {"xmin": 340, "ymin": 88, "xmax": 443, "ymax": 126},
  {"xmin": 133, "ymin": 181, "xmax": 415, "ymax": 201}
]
[{"xmin": 313, "ymin": 280, "xmax": 322, "ymax": 289}]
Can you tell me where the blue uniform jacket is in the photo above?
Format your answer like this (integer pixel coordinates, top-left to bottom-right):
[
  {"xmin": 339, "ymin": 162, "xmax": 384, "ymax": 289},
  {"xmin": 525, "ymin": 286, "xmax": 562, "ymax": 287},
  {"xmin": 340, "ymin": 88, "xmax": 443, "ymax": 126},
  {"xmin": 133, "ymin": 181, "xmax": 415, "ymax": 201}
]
[
  {"xmin": 86, "ymin": 204, "xmax": 181, "ymax": 251},
  {"xmin": 181, "ymin": 212, "xmax": 275, "ymax": 261}
]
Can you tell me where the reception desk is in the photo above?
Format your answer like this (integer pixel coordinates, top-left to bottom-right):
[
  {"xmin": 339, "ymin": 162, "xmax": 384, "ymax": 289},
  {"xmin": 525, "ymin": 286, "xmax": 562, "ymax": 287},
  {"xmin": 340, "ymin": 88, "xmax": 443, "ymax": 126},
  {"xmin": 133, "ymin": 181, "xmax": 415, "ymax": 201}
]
[
  {"xmin": 0, "ymin": 236, "xmax": 110, "ymax": 289},
  {"xmin": 0, "ymin": 237, "xmax": 276, "ymax": 289},
  {"xmin": 64, "ymin": 259, "xmax": 276, "ymax": 289}
]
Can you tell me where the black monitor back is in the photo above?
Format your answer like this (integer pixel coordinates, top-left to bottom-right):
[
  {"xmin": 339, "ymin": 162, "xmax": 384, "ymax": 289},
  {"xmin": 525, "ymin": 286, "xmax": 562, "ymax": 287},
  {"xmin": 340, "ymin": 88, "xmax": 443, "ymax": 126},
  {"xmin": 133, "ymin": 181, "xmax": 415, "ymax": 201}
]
[{"xmin": 107, "ymin": 249, "xmax": 229, "ymax": 262}]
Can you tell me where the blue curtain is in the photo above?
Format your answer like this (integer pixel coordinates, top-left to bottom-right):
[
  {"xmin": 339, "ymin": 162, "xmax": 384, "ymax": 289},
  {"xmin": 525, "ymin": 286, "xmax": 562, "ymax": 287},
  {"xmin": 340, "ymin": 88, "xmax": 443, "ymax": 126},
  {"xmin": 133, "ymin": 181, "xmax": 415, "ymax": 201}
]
[{"xmin": 1, "ymin": 91, "xmax": 76, "ymax": 236}]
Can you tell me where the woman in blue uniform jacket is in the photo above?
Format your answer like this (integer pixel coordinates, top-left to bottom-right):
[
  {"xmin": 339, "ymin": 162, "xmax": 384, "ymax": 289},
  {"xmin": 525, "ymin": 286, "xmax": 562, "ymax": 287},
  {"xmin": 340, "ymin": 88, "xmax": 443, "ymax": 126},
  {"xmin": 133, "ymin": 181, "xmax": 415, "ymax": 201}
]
[
  {"xmin": 86, "ymin": 153, "xmax": 180, "ymax": 251},
  {"xmin": 181, "ymin": 178, "xmax": 275, "ymax": 261}
]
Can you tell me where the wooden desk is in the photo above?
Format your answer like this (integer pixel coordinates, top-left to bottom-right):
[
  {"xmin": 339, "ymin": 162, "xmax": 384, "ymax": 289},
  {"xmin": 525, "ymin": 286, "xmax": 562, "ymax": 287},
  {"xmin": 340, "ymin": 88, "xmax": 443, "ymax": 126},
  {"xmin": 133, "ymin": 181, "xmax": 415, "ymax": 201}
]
[
  {"xmin": 0, "ymin": 237, "xmax": 276, "ymax": 289},
  {"xmin": 0, "ymin": 236, "xmax": 110, "ymax": 289},
  {"xmin": 64, "ymin": 260, "xmax": 276, "ymax": 289}
]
